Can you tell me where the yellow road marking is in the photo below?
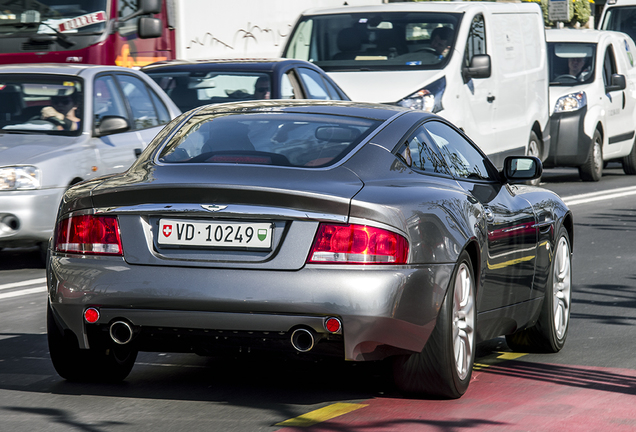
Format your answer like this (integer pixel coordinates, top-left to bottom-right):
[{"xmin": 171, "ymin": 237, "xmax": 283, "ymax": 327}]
[
  {"xmin": 276, "ymin": 403, "xmax": 368, "ymax": 427},
  {"xmin": 473, "ymin": 351, "xmax": 528, "ymax": 370}
]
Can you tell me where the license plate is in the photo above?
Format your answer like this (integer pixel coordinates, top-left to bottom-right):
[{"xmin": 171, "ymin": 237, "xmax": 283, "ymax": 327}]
[{"xmin": 158, "ymin": 219, "xmax": 273, "ymax": 249}]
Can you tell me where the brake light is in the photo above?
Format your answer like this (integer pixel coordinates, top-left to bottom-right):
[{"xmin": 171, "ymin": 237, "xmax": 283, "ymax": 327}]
[
  {"xmin": 307, "ymin": 223, "xmax": 408, "ymax": 264},
  {"xmin": 54, "ymin": 214, "xmax": 123, "ymax": 256}
]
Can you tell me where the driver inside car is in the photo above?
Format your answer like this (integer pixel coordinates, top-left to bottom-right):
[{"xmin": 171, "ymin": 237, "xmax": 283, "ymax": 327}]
[
  {"xmin": 40, "ymin": 93, "xmax": 81, "ymax": 131},
  {"xmin": 567, "ymin": 56, "xmax": 592, "ymax": 82}
]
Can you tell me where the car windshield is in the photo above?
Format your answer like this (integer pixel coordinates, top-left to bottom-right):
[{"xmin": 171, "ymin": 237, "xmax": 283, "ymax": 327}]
[
  {"xmin": 548, "ymin": 42, "xmax": 596, "ymax": 86},
  {"xmin": 158, "ymin": 112, "xmax": 382, "ymax": 168},
  {"xmin": 146, "ymin": 71, "xmax": 274, "ymax": 112},
  {"xmin": 0, "ymin": 0, "xmax": 107, "ymax": 35},
  {"xmin": 284, "ymin": 12, "xmax": 460, "ymax": 71},
  {"xmin": 600, "ymin": 6, "xmax": 636, "ymax": 44},
  {"xmin": 0, "ymin": 75, "xmax": 84, "ymax": 135}
]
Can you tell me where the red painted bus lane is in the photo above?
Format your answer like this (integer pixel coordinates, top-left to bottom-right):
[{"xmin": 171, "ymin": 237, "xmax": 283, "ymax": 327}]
[{"xmin": 278, "ymin": 361, "xmax": 636, "ymax": 432}]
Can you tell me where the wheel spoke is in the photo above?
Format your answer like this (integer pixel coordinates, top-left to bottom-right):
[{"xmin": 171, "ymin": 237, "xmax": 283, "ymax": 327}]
[{"xmin": 452, "ymin": 262, "xmax": 475, "ymax": 380}]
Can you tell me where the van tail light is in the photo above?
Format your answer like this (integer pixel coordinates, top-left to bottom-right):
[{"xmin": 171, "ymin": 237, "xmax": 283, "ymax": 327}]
[
  {"xmin": 54, "ymin": 214, "xmax": 123, "ymax": 256},
  {"xmin": 307, "ymin": 223, "xmax": 408, "ymax": 264}
]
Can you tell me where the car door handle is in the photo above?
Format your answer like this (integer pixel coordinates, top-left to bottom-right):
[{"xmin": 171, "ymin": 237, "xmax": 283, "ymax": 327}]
[
  {"xmin": 134, "ymin": 148, "xmax": 142, "ymax": 158},
  {"xmin": 487, "ymin": 95, "xmax": 495, "ymax": 103}
]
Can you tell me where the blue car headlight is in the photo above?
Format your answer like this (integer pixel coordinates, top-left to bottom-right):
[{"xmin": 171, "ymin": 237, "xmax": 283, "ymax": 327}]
[
  {"xmin": 554, "ymin": 91, "xmax": 587, "ymax": 113},
  {"xmin": 397, "ymin": 77, "xmax": 446, "ymax": 113},
  {"xmin": 0, "ymin": 166, "xmax": 41, "ymax": 191}
]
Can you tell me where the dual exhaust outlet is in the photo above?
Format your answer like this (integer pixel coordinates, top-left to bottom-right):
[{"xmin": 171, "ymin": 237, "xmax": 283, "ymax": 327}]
[
  {"xmin": 89, "ymin": 308, "xmax": 341, "ymax": 351},
  {"xmin": 109, "ymin": 323, "xmax": 321, "ymax": 351}
]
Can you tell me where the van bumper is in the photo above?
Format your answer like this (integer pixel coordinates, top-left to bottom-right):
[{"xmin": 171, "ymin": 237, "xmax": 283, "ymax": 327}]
[{"xmin": 544, "ymin": 107, "xmax": 591, "ymax": 167}]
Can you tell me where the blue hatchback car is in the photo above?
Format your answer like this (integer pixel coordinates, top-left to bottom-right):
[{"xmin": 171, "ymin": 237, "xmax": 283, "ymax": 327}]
[{"xmin": 142, "ymin": 58, "xmax": 350, "ymax": 112}]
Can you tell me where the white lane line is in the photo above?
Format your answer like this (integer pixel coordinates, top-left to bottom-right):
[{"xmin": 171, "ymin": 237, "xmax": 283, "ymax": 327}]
[
  {"xmin": 562, "ymin": 185, "xmax": 636, "ymax": 206},
  {"xmin": 0, "ymin": 286, "xmax": 47, "ymax": 300},
  {"xmin": 0, "ymin": 278, "xmax": 47, "ymax": 291}
]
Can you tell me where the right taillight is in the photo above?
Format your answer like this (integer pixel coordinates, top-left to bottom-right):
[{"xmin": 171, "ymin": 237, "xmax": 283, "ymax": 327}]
[
  {"xmin": 307, "ymin": 223, "xmax": 408, "ymax": 264},
  {"xmin": 54, "ymin": 214, "xmax": 123, "ymax": 256}
]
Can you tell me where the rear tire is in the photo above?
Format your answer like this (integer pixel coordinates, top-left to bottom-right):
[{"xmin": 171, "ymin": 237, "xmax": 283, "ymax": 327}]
[
  {"xmin": 47, "ymin": 302, "xmax": 137, "ymax": 382},
  {"xmin": 579, "ymin": 130, "xmax": 603, "ymax": 181},
  {"xmin": 393, "ymin": 251, "xmax": 475, "ymax": 398},
  {"xmin": 505, "ymin": 226, "xmax": 571, "ymax": 353},
  {"xmin": 621, "ymin": 139, "xmax": 636, "ymax": 175}
]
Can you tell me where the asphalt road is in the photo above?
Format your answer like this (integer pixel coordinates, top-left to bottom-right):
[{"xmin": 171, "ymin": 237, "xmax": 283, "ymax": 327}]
[{"xmin": 1, "ymin": 164, "xmax": 635, "ymax": 431}]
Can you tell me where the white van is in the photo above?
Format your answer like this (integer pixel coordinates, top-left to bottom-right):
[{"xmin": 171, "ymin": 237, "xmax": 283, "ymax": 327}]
[
  {"xmin": 282, "ymin": 2, "xmax": 550, "ymax": 168},
  {"xmin": 599, "ymin": 0, "xmax": 636, "ymax": 43},
  {"xmin": 545, "ymin": 29, "xmax": 636, "ymax": 181}
]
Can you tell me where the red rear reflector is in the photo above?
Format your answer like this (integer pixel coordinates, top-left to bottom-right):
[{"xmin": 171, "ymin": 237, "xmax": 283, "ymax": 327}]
[
  {"xmin": 325, "ymin": 317, "xmax": 342, "ymax": 333},
  {"xmin": 84, "ymin": 307, "xmax": 100, "ymax": 324},
  {"xmin": 307, "ymin": 223, "xmax": 408, "ymax": 264},
  {"xmin": 54, "ymin": 214, "xmax": 123, "ymax": 256}
]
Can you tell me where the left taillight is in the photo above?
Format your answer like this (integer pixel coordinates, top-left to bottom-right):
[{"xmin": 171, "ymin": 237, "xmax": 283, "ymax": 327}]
[
  {"xmin": 54, "ymin": 214, "xmax": 123, "ymax": 256},
  {"xmin": 307, "ymin": 223, "xmax": 409, "ymax": 264}
]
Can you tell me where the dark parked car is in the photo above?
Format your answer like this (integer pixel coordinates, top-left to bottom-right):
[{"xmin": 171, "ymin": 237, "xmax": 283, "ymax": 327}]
[
  {"xmin": 47, "ymin": 101, "xmax": 573, "ymax": 398},
  {"xmin": 141, "ymin": 58, "xmax": 350, "ymax": 112}
]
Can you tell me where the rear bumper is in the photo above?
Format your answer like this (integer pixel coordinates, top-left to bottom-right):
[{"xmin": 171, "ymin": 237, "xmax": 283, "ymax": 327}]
[
  {"xmin": 48, "ymin": 254, "xmax": 454, "ymax": 361},
  {"xmin": 0, "ymin": 187, "xmax": 64, "ymax": 247}
]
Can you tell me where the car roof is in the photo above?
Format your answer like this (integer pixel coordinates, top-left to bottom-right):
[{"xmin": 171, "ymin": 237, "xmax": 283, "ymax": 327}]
[
  {"xmin": 141, "ymin": 58, "xmax": 314, "ymax": 73},
  {"xmin": 0, "ymin": 63, "xmax": 141, "ymax": 77},
  {"xmin": 301, "ymin": 1, "xmax": 540, "ymax": 16},
  {"xmin": 546, "ymin": 28, "xmax": 629, "ymax": 43},
  {"xmin": 183, "ymin": 99, "xmax": 411, "ymax": 122}
]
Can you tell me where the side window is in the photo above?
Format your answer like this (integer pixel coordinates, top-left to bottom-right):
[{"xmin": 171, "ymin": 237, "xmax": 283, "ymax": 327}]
[
  {"xmin": 116, "ymin": 74, "xmax": 160, "ymax": 130},
  {"xmin": 118, "ymin": 0, "xmax": 140, "ymax": 35},
  {"xmin": 424, "ymin": 121, "xmax": 494, "ymax": 180},
  {"xmin": 149, "ymin": 88, "xmax": 171, "ymax": 124},
  {"xmin": 464, "ymin": 14, "xmax": 486, "ymax": 68},
  {"xmin": 396, "ymin": 126, "xmax": 449, "ymax": 175},
  {"xmin": 281, "ymin": 72, "xmax": 296, "ymax": 99},
  {"xmin": 94, "ymin": 75, "xmax": 128, "ymax": 129},
  {"xmin": 603, "ymin": 46, "xmax": 618, "ymax": 87},
  {"xmin": 298, "ymin": 68, "xmax": 332, "ymax": 100},
  {"xmin": 323, "ymin": 79, "xmax": 345, "ymax": 100}
]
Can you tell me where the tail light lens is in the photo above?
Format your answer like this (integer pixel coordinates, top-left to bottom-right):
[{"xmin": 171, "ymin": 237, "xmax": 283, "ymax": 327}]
[
  {"xmin": 307, "ymin": 223, "xmax": 408, "ymax": 264},
  {"xmin": 54, "ymin": 214, "xmax": 123, "ymax": 256}
]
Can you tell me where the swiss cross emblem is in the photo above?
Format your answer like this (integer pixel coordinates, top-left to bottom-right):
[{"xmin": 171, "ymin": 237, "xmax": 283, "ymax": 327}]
[{"xmin": 162, "ymin": 224, "xmax": 172, "ymax": 237}]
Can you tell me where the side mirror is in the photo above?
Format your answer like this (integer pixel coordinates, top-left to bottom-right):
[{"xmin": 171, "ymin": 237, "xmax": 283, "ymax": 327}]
[
  {"xmin": 96, "ymin": 116, "xmax": 130, "ymax": 136},
  {"xmin": 463, "ymin": 54, "xmax": 491, "ymax": 80},
  {"xmin": 502, "ymin": 156, "xmax": 543, "ymax": 183},
  {"xmin": 119, "ymin": 0, "xmax": 162, "ymax": 23},
  {"xmin": 138, "ymin": 17, "xmax": 163, "ymax": 39},
  {"xmin": 606, "ymin": 73, "xmax": 626, "ymax": 92}
]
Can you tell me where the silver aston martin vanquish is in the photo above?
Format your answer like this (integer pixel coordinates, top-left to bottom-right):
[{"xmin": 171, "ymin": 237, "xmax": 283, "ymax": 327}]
[{"xmin": 47, "ymin": 100, "xmax": 573, "ymax": 398}]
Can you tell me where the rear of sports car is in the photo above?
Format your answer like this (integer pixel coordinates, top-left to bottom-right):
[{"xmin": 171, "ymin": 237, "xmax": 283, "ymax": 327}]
[{"xmin": 46, "ymin": 102, "xmax": 455, "ymax": 383}]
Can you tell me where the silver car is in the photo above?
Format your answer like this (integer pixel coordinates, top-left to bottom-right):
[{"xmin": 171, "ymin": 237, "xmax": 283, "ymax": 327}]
[
  {"xmin": 0, "ymin": 64, "xmax": 180, "ymax": 258},
  {"xmin": 47, "ymin": 101, "xmax": 573, "ymax": 398}
]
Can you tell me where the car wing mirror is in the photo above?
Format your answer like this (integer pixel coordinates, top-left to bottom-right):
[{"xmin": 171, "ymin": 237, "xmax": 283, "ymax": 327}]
[
  {"xmin": 463, "ymin": 54, "xmax": 491, "ymax": 81},
  {"xmin": 95, "ymin": 115, "xmax": 130, "ymax": 136},
  {"xmin": 502, "ymin": 156, "xmax": 542, "ymax": 184},
  {"xmin": 606, "ymin": 73, "xmax": 626, "ymax": 92}
]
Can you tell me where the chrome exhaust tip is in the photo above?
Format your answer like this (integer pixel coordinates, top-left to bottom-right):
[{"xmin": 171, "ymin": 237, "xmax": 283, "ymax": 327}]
[
  {"xmin": 290, "ymin": 328, "xmax": 315, "ymax": 352},
  {"xmin": 109, "ymin": 321, "xmax": 133, "ymax": 345}
]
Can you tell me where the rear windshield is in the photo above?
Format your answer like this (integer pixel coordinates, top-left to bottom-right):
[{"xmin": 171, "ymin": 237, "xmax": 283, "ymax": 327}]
[
  {"xmin": 548, "ymin": 42, "xmax": 596, "ymax": 85},
  {"xmin": 600, "ymin": 6, "xmax": 636, "ymax": 43},
  {"xmin": 145, "ymin": 71, "xmax": 273, "ymax": 112},
  {"xmin": 284, "ymin": 12, "xmax": 461, "ymax": 71},
  {"xmin": 158, "ymin": 112, "xmax": 382, "ymax": 168}
]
